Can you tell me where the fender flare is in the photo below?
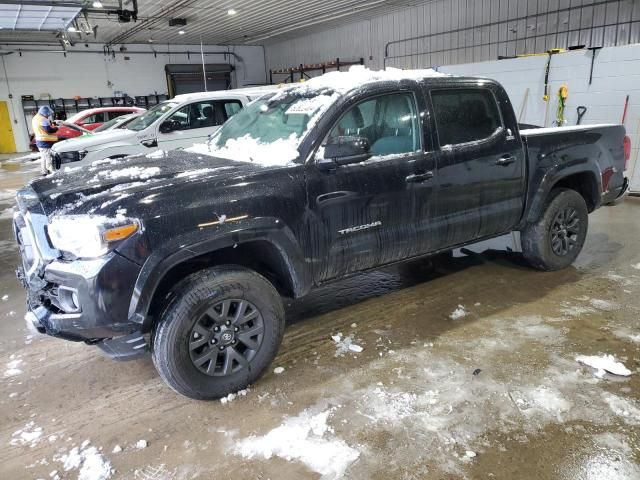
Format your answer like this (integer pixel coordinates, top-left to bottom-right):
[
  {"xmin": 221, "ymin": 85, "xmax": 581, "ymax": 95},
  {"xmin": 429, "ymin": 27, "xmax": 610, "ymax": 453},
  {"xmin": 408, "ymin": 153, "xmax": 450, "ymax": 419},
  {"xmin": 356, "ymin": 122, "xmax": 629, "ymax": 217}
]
[
  {"xmin": 524, "ymin": 155, "xmax": 602, "ymax": 225},
  {"xmin": 126, "ymin": 217, "xmax": 309, "ymax": 330}
]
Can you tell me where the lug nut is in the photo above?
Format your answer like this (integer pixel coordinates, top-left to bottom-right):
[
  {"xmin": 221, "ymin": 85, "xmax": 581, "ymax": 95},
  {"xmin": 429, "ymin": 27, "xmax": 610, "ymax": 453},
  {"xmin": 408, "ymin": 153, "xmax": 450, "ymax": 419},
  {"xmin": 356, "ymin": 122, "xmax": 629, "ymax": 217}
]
[
  {"xmin": 225, "ymin": 320, "xmax": 231, "ymax": 326},
  {"xmin": 211, "ymin": 338, "xmax": 217, "ymax": 344},
  {"xmin": 219, "ymin": 346, "xmax": 225, "ymax": 350},
  {"xmin": 214, "ymin": 326, "xmax": 220, "ymax": 332},
  {"xmin": 234, "ymin": 327, "xmax": 239, "ymax": 332}
]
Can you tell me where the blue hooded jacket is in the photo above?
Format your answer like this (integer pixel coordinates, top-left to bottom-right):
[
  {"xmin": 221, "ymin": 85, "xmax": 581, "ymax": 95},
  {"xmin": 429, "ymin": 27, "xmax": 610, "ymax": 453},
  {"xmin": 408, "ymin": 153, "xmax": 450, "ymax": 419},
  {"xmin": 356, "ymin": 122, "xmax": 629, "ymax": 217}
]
[{"xmin": 33, "ymin": 106, "xmax": 58, "ymax": 148}]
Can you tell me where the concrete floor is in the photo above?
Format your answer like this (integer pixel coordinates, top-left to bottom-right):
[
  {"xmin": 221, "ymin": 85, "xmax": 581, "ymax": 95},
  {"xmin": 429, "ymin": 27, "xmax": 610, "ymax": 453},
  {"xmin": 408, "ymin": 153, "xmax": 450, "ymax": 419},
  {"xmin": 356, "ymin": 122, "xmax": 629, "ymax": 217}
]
[{"xmin": 1, "ymin": 154, "xmax": 639, "ymax": 480}]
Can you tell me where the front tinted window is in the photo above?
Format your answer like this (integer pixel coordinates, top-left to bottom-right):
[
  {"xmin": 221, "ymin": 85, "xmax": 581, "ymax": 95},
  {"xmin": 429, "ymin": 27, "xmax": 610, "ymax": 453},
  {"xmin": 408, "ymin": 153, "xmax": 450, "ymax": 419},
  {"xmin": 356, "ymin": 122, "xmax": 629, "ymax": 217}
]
[
  {"xmin": 166, "ymin": 101, "xmax": 220, "ymax": 131},
  {"xmin": 81, "ymin": 112, "xmax": 105, "ymax": 124},
  {"xmin": 127, "ymin": 101, "xmax": 178, "ymax": 131},
  {"xmin": 431, "ymin": 89, "xmax": 502, "ymax": 146},
  {"xmin": 326, "ymin": 93, "xmax": 420, "ymax": 156}
]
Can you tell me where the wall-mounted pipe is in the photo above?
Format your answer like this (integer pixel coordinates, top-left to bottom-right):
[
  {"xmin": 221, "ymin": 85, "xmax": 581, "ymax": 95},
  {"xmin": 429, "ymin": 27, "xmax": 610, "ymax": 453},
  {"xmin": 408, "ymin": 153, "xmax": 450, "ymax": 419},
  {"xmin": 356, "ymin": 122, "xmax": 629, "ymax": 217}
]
[{"xmin": 0, "ymin": 47, "xmax": 243, "ymax": 63}]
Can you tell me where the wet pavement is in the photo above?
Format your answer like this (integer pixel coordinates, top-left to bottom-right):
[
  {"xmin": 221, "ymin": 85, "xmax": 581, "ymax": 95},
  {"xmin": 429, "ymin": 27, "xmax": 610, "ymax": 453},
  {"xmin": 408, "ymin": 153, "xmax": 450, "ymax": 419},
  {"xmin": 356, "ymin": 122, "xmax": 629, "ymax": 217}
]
[{"xmin": 0, "ymin": 153, "xmax": 639, "ymax": 479}]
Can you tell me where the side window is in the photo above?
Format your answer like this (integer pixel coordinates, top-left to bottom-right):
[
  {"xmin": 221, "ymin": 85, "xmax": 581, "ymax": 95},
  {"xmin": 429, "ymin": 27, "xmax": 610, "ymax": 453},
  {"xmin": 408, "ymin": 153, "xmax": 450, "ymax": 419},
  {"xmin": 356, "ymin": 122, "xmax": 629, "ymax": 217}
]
[
  {"xmin": 81, "ymin": 112, "xmax": 106, "ymax": 124},
  {"xmin": 325, "ymin": 93, "xmax": 420, "ymax": 157},
  {"xmin": 166, "ymin": 101, "xmax": 219, "ymax": 131},
  {"xmin": 222, "ymin": 101, "xmax": 242, "ymax": 119},
  {"xmin": 430, "ymin": 89, "xmax": 502, "ymax": 146},
  {"xmin": 107, "ymin": 111, "xmax": 127, "ymax": 121}
]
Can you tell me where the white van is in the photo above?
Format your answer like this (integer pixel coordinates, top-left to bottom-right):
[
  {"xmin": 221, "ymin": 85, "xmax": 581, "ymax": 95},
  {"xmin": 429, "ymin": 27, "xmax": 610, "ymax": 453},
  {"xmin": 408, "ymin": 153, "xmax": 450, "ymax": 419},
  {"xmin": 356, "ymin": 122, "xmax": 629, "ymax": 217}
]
[{"xmin": 51, "ymin": 86, "xmax": 279, "ymax": 169}]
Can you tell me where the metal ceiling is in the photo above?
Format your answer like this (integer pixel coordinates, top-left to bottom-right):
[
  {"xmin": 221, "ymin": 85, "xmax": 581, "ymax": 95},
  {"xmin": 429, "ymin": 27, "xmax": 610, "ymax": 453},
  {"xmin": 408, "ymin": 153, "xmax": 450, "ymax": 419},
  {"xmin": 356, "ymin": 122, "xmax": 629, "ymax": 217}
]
[{"xmin": 0, "ymin": 0, "xmax": 427, "ymax": 46}]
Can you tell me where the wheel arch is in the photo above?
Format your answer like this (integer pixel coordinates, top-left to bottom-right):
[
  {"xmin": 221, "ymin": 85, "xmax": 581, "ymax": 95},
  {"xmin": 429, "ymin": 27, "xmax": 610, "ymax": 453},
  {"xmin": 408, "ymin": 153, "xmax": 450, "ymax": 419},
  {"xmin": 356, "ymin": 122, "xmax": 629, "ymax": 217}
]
[
  {"xmin": 525, "ymin": 167, "xmax": 601, "ymax": 224},
  {"xmin": 129, "ymin": 232, "xmax": 307, "ymax": 334}
]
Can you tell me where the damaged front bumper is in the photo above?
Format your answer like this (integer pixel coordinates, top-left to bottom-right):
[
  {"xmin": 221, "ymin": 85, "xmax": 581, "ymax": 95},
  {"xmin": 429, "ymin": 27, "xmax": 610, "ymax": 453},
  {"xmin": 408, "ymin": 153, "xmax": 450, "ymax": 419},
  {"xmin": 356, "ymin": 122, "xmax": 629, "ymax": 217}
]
[{"xmin": 13, "ymin": 202, "xmax": 145, "ymax": 352}]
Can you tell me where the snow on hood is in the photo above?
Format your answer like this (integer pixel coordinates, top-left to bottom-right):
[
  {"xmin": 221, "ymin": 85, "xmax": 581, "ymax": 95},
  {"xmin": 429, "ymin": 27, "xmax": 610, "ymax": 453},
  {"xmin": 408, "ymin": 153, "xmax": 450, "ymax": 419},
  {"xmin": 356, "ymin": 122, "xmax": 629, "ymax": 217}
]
[
  {"xmin": 52, "ymin": 128, "xmax": 137, "ymax": 153},
  {"xmin": 188, "ymin": 133, "xmax": 300, "ymax": 166}
]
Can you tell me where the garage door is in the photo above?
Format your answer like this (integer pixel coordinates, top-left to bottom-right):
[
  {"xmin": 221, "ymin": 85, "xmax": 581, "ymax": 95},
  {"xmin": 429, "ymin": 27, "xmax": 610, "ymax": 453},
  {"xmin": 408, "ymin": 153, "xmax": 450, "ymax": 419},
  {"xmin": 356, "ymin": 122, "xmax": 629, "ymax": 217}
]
[{"xmin": 165, "ymin": 64, "xmax": 233, "ymax": 96}]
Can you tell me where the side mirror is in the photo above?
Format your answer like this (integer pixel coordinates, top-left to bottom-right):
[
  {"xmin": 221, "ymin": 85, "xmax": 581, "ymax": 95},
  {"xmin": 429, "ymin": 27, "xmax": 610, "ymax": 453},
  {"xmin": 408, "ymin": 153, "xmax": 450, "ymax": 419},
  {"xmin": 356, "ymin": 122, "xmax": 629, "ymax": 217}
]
[
  {"xmin": 318, "ymin": 136, "xmax": 371, "ymax": 170},
  {"xmin": 159, "ymin": 120, "xmax": 177, "ymax": 134}
]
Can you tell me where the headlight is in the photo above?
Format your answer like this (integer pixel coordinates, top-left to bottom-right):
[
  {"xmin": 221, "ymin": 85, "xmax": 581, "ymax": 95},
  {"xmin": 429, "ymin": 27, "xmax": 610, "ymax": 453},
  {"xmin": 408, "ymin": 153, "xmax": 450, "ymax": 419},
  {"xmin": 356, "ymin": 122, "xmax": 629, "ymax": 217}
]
[{"xmin": 48, "ymin": 215, "xmax": 140, "ymax": 258}]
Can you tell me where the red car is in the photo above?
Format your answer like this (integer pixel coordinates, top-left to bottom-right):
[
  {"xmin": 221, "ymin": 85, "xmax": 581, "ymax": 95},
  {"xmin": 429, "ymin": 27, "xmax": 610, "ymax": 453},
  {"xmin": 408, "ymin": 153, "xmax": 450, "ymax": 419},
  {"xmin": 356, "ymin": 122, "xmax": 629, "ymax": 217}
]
[
  {"xmin": 57, "ymin": 106, "xmax": 146, "ymax": 138},
  {"xmin": 30, "ymin": 106, "xmax": 145, "ymax": 150}
]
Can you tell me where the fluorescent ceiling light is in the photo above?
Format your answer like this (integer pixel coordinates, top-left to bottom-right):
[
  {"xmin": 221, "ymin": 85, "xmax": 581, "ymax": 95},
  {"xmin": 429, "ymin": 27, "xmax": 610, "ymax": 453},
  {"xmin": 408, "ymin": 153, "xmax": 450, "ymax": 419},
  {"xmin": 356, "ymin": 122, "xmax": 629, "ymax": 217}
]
[
  {"xmin": 92, "ymin": 1, "xmax": 103, "ymax": 7},
  {"xmin": 178, "ymin": 30, "xmax": 185, "ymax": 35},
  {"xmin": 67, "ymin": 26, "xmax": 77, "ymax": 32},
  {"xmin": 227, "ymin": 9, "xmax": 237, "ymax": 15}
]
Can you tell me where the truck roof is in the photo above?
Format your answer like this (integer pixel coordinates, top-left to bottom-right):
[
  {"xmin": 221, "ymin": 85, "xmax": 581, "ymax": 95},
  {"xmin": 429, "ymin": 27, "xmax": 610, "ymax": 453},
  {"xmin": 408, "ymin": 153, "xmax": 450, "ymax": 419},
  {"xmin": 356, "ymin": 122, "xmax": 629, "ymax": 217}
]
[{"xmin": 173, "ymin": 85, "xmax": 284, "ymax": 103}]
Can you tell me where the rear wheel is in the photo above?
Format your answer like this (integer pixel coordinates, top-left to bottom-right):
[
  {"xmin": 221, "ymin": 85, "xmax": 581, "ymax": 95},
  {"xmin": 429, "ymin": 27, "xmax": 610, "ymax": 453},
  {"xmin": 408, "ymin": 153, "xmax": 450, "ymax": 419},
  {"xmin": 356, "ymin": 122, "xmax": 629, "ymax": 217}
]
[
  {"xmin": 521, "ymin": 188, "xmax": 588, "ymax": 271},
  {"xmin": 152, "ymin": 266, "xmax": 285, "ymax": 400}
]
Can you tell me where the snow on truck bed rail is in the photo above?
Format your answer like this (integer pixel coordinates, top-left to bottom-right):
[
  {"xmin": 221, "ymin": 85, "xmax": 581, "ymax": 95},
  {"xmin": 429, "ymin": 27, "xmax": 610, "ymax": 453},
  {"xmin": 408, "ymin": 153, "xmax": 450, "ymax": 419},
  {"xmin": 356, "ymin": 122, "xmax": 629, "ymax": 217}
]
[{"xmin": 520, "ymin": 124, "xmax": 618, "ymax": 136}]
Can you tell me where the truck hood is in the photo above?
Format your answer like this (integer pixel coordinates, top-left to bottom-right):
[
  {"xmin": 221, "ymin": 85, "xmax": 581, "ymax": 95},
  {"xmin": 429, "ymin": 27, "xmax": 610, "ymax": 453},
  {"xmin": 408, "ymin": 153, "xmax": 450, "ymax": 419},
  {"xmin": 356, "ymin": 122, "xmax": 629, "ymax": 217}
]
[
  {"xmin": 28, "ymin": 149, "xmax": 284, "ymax": 217},
  {"xmin": 53, "ymin": 129, "xmax": 138, "ymax": 152}
]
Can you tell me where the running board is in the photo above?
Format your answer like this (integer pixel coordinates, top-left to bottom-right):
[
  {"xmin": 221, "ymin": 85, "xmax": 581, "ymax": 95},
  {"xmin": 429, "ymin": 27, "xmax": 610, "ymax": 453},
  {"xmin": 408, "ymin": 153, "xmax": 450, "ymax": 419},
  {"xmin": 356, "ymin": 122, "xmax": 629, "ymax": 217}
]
[{"xmin": 97, "ymin": 332, "xmax": 149, "ymax": 361}]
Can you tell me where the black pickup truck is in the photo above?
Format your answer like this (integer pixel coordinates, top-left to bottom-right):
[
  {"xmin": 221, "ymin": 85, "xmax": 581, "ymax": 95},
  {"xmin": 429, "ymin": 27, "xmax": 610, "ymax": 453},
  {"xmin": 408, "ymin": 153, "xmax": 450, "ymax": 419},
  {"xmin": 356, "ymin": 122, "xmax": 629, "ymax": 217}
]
[{"xmin": 14, "ymin": 69, "xmax": 629, "ymax": 399}]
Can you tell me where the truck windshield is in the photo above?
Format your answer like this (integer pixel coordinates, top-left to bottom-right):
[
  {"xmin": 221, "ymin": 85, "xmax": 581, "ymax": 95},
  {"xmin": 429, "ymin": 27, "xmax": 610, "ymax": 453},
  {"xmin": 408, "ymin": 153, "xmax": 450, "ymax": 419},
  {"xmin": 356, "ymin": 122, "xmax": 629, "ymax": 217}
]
[
  {"xmin": 198, "ymin": 91, "xmax": 338, "ymax": 165},
  {"xmin": 127, "ymin": 102, "xmax": 178, "ymax": 131}
]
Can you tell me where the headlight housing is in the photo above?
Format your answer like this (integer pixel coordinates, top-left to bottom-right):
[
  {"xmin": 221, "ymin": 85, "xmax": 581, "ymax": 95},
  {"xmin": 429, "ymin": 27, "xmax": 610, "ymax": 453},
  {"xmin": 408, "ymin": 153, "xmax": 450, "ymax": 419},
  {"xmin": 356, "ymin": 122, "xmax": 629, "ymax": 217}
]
[{"xmin": 48, "ymin": 215, "xmax": 140, "ymax": 258}]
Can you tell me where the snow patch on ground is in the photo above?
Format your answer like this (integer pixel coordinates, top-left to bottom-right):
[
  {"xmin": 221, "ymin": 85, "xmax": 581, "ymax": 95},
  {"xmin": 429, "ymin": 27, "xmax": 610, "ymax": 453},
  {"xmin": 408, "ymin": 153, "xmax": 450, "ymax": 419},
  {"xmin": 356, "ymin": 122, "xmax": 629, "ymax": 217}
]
[
  {"xmin": 220, "ymin": 389, "xmax": 249, "ymax": 404},
  {"xmin": 449, "ymin": 305, "xmax": 468, "ymax": 320},
  {"xmin": 589, "ymin": 298, "xmax": 618, "ymax": 311},
  {"xmin": 10, "ymin": 421, "xmax": 43, "ymax": 447},
  {"xmin": 232, "ymin": 407, "xmax": 359, "ymax": 479},
  {"xmin": 273, "ymin": 366, "xmax": 285, "ymax": 374},
  {"xmin": 55, "ymin": 443, "xmax": 112, "ymax": 480},
  {"xmin": 602, "ymin": 393, "xmax": 640, "ymax": 424},
  {"xmin": 331, "ymin": 333, "xmax": 364, "ymax": 356},
  {"xmin": 4, "ymin": 358, "xmax": 23, "ymax": 378},
  {"xmin": 576, "ymin": 354, "xmax": 632, "ymax": 377}
]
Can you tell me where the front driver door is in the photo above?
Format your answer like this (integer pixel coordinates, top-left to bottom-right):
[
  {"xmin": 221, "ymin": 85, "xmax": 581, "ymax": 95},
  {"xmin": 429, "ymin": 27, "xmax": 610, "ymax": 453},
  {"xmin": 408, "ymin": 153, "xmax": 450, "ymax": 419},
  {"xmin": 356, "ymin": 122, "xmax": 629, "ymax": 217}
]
[
  {"xmin": 157, "ymin": 100, "xmax": 241, "ymax": 151},
  {"xmin": 306, "ymin": 91, "xmax": 427, "ymax": 282}
]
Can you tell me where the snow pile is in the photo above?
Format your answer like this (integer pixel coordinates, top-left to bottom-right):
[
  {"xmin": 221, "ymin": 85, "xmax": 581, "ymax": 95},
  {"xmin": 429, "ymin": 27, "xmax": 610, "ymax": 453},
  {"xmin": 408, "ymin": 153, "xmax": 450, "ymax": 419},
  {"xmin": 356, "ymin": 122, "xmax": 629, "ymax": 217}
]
[
  {"xmin": 220, "ymin": 389, "xmax": 249, "ymax": 404},
  {"xmin": 175, "ymin": 168, "xmax": 224, "ymax": 178},
  {"xmin": 4, "ymin": 358, "xmax": 23, "ymax": 378},
  {"xmin": 449, "ymin": 305, "xmax": 468, "ymax": 320},
  {"xmin": 146, "ymin": 149, "xmax": 166, "ymax": 159},
  {"xmin": 188, "ymin": 133, "xmax": 300, "ymax": 166},
  {"xmin": 92, "ymin": 166, "xmax": 161, "ymax": 182},
  {"xmin": 232, "ymin": 407, "xmax": 359, "ymax": 479},
  {"xmin": 331, "ymin": 333, "xmax": 364, "ymax": 356},
  {"xmin": 576, "ymin": 354, "xmax": 632, "ymax": 377},
  {"xmin": 296, "ymin": 65, "xmax": 447, "ymax": 94},
  {"xmin": 273, "ymin": 366, "xmax": 285, "ymax": 374},
  {"xmin": 56, "ymin": 443, "xmax": 112, "ymax": 480},
  {"xmin": 135, "ymin": 439, "xmax": 147, "ymax": 449},
  {"xmin": 602, "ymin": 393, "xmax": 640, "ymax": 424},
  {"xmin": 10, "ymin": 421, "xmax": 43, "ymax": 447},
  {"xmin": 632, "ymin": 263, "xmax": 640, "ymax": 270}
]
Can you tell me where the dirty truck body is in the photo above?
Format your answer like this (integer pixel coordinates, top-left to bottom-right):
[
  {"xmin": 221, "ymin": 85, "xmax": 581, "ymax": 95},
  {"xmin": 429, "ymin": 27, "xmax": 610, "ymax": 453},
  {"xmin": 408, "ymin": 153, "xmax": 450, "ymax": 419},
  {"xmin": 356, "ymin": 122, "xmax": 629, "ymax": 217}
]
[{"xmin": 14, "ymin": 73, "xmax": 629, "ymax": 399}]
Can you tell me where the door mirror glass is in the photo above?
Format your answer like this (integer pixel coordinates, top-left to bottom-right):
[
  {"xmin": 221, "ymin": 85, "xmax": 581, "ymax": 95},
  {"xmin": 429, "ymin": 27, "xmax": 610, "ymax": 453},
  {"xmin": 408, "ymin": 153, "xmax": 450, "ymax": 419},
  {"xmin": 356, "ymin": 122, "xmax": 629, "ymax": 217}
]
[{"xmin": 322, "ymin": 135, "xmax": 371, "ymax": 167}]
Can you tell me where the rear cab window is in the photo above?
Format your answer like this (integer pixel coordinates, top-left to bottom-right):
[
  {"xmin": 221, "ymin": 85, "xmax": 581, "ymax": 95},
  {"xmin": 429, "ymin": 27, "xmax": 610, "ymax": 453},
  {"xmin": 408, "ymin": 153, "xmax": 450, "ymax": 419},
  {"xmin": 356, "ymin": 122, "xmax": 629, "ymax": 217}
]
[{"xmin": 430, "ymin": 88, "xmax": 503, "ymax": 147}]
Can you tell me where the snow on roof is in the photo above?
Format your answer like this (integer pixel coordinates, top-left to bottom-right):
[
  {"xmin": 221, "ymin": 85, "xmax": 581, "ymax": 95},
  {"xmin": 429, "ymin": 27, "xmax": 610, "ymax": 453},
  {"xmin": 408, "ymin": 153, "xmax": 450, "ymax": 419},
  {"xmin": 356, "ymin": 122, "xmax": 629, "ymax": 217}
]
[
  {"xmin": 173, "ymin": 85, "xmax": 283, "ymax": 103},
  {"xmin": 284, "ymin": 65, "xmax": 449, "ymax": 95}
]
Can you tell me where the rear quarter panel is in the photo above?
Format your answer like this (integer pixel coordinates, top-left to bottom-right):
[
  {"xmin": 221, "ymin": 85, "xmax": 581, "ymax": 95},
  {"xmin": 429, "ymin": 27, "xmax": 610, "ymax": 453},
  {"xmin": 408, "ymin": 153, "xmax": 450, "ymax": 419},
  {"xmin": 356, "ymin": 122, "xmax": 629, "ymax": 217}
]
[{"xmin": 521, "ymin": 124, "xmax": 626, "ymax": 224}]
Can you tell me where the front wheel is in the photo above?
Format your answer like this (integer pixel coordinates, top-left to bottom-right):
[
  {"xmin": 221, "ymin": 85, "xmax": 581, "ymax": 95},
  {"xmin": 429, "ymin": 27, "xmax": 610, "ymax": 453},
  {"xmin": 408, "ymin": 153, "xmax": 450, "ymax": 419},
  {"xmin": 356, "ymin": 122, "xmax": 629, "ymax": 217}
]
[
  {"xmin": 521, "ymin": 188, "xmax": 588, "ymax": 271},
  {"xmin": 152, "ymin": 266, "xmax": 285, "ymax": 400}
]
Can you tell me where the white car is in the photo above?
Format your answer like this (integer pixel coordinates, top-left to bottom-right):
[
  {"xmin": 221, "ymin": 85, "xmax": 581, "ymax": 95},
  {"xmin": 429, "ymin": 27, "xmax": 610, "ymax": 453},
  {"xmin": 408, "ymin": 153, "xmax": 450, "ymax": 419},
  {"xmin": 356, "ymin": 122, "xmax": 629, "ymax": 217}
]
[{"xmin": 51, "ymin": 86, "xmax": 279, "ymax": 169}]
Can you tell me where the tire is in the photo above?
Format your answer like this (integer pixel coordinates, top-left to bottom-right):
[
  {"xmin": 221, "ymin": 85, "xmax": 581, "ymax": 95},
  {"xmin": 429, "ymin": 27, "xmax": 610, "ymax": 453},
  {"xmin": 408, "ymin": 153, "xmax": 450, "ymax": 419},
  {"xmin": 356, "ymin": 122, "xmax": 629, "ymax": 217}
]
[
  {"xmin": 521, "ymin": 188, "xmax": 589, "ymax": 271},
  {"xmin": 152, "ymin": 265, "xmax": 285, "ymax": 400}
]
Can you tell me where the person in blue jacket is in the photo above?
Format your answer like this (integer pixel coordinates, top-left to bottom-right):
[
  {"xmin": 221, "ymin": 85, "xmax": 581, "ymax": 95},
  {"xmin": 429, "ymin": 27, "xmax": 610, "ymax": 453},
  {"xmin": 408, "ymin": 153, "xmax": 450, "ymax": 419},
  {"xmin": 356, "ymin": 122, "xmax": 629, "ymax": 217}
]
[{"xmin": 31, "ymin": 106, "xmax": 59, "ymax": 176}]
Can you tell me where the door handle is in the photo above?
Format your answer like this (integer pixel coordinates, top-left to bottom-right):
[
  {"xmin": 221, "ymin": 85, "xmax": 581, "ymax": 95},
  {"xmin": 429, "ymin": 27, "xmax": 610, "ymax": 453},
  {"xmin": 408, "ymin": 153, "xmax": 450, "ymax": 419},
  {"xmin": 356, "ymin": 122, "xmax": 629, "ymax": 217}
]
[
  {"xmin": 495, "ymin": 155, "xmax": 516, "ymax": 166},
  {"xmin": 405, "ymin": 171, "xmax": 434, "ymax": 183}
]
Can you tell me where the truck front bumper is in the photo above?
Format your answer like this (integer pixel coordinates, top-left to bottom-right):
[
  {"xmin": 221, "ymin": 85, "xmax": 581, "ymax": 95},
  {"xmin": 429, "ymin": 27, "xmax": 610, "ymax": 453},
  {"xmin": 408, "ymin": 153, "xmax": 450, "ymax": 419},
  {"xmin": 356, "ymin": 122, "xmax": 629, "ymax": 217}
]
[{"xmin": 19, "ymin": 253, "xmax": 143, "ymax": 342}]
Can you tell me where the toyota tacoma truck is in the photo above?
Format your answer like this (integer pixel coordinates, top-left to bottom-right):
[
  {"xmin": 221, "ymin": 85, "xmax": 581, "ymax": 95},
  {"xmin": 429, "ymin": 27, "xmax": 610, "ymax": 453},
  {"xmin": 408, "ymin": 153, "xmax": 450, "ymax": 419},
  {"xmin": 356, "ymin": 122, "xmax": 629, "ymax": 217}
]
[{"xmin": 13, "ymin": 67, "xmax": 630, "ymax": 399}]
